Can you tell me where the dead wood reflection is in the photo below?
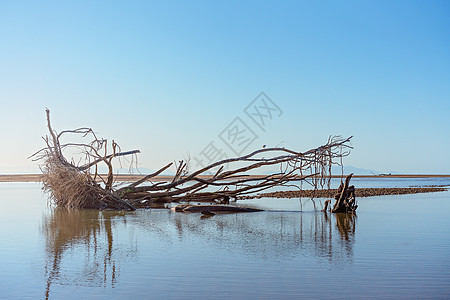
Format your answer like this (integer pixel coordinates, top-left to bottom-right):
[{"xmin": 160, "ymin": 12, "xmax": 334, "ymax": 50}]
[
  {"xmin": 334, "ymin": 213, "xmax": 357, "ymax": 241},
  {"xmin": 41, "ymin": 209, "xmax": 356, "ymax": 298},
  {"xmin": 150, "ymin": 210, "xmax": 357, "ymax": 262},
  {"xmin": 41, "ymin": 208, "xmax": 136, "ymax": 299}
]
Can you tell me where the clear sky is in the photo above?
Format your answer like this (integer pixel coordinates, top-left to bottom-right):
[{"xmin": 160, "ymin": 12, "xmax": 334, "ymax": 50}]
[{"xmin": 0, "ymin": 0, "xmax": 449, "ymax": 174}]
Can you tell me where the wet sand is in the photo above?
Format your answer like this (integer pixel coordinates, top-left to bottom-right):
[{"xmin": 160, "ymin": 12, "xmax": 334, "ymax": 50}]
[{"xmin": 241, "ymin": 186, "xmax": 449, "ymax": 199}]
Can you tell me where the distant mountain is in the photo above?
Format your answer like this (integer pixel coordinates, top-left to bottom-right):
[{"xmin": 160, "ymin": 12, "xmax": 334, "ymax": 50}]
[{"xmin": 256, "ymin": 165, "xmax": 381, "ymax": 176}]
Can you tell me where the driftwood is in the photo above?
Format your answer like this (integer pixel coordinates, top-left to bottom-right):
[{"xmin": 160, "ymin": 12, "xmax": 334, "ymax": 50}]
[
  {"xmin": 330, "ymin": 173, "xmax": 357, "ymax": 213},
  {"xmin": 171, "ymin": 204, "xmax": 263, "ymax": 213},
  {"xmin": 31, "ymin": 109, "xmax": 353, "ymax": 211}
]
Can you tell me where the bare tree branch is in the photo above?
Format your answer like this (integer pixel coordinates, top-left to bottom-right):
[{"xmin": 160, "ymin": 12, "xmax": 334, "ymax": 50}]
[{"xmin": 32, "ymin": 109, "xmax": 353, "ymax": 212}]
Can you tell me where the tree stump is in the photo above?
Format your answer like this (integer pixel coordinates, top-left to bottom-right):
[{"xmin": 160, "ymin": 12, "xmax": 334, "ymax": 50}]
[{"xmin": 331, "ymin": 173, "xmax": 357, "ymax": 213}]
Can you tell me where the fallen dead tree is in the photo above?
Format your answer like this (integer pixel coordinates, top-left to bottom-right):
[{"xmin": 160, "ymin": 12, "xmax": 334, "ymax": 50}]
[{"xmin": 31, "ymin": 109, "xmax": 353, "ymax": 211}]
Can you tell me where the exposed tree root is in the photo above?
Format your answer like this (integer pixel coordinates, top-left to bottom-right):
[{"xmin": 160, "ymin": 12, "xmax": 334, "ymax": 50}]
[{"xmin": 31, "ymin": 109, "xmax": 353, "ymax": 211}]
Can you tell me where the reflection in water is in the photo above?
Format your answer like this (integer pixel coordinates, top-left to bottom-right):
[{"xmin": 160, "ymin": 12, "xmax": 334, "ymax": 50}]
[
  {"xmin": 334, "ymin": 213, "xmax": 357, "ymax": 241},
  {"xmin": 41, "ymin": 209, "xmax": 356, "ymax": 297},
  {"xmin": 168, "ymin": 211, "xmax": 357, "ymax": 261},
  {"xmin": 326, "ymin": 212, "xmax": 357, "ymax": 259},
  {"xmin": 41, "ymin": 209, "xmax": 137, "ymax": 299}
]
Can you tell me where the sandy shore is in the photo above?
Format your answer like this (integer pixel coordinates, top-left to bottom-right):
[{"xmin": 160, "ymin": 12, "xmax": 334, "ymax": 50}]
[
  {"xmin": 1, "ymin": 174, "xmax": 450, "ymax": 183},
  {"xmin": 241, "ymin": 186, "xmax": 449, "ymax": 199}
]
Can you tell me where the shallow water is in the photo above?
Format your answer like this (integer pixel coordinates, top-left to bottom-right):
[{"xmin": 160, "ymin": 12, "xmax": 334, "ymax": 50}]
[{"xmin": 0, "ymin": 180, "xmax": 449, "ymax": 299}]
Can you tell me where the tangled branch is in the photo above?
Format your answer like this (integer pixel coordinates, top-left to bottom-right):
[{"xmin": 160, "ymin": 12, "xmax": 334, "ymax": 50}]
[{"xmin": 31, "ymin": 109, "xmax": 352, "ymax": 211}]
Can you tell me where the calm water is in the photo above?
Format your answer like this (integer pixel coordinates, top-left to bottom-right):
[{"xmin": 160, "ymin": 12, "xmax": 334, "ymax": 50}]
[{"xmin": 1, "ymin": 179, "xmax": 450, "ymax": 299}]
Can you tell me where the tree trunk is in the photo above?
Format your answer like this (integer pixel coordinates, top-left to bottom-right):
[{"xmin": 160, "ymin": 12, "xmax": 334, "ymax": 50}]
[{"xmin": 331, "ymin": 173, "xmax": 357, "ymax": 213}]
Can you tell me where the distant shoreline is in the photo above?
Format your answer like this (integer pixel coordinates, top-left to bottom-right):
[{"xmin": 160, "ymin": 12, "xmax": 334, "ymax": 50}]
[
  {"xmin": 1, "ymin": 174, "xmax": 450, "ymax": 183},
  {"xmin": 241, "ymin": 186, "xmax": 449, "ymax": 199}
]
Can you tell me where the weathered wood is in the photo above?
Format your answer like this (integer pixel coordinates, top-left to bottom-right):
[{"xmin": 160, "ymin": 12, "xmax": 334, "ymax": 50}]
[
  {"xmin": 78, "ymin": 150, "xmax": 141, "ymax": 171},
  {"xmin": 33, "ymin": 109, "xmax": 353, "ymax": 211},
  {"xmin": 322, "ymin": 199, "xmax": 331, "ymax": 212},
  {"xmin": 171, "ymin": 204, "xmax": 263, "ymax": 213},
  {"xmin": 331, "ymin": 173, "xmax": 357, "ymax": 213}
]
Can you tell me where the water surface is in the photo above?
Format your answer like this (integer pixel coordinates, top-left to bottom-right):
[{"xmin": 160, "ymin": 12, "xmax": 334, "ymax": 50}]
[{"xmin": 0, "ymin": 180, "xmax": 449, "ymax": 299}]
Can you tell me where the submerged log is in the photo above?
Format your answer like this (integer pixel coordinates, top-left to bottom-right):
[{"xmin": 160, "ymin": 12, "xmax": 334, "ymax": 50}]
[{"xmin": 171, "ymin": 204, "xmax": 263, "ymax": 213}]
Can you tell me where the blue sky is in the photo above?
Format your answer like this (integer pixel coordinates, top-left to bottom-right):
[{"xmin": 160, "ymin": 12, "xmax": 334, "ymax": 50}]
[{"xmin": 0, "ymin": 0, "xmax": 449, "ymax": 174}]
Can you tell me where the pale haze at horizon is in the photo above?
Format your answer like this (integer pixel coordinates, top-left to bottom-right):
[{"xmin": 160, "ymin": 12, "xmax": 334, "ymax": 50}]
[{"xmin": 0, "ymin": 1, "xmax": 449, "ymax": 174}]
